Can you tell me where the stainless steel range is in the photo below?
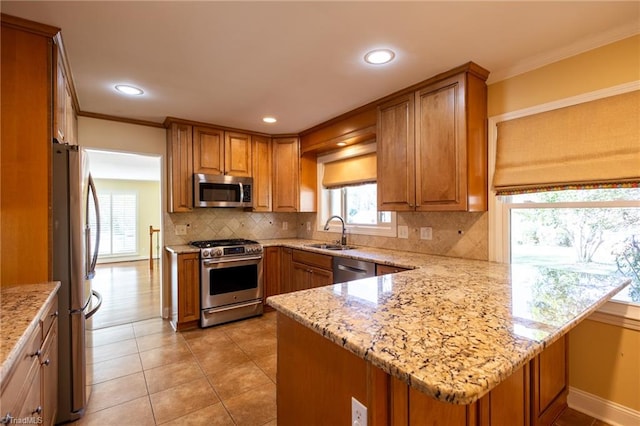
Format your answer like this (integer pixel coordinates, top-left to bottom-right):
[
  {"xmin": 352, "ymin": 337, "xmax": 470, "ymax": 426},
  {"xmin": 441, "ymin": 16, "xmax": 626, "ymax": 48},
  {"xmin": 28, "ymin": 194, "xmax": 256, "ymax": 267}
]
[{"xmin": 190, "ymin": 239, "xmax": 264, "ymax": 327}]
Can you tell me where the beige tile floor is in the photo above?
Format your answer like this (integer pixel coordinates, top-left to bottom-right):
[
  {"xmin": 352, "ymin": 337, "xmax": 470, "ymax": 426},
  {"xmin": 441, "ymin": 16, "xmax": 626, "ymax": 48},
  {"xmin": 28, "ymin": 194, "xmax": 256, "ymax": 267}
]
[{"xmin": 81, "ymin": 312, "xmax": 277, "ymax": 426}]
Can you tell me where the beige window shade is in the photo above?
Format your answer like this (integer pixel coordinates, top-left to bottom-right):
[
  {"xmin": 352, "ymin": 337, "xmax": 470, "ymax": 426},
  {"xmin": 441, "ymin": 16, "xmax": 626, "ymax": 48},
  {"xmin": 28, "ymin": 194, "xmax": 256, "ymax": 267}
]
[
  {"xmin": 322, "ymin": 152, "xmax": 377, "ymax": 188},
  {"xmin": 493, "ymin": 90, "xmax": 640, "ymax": 195}
]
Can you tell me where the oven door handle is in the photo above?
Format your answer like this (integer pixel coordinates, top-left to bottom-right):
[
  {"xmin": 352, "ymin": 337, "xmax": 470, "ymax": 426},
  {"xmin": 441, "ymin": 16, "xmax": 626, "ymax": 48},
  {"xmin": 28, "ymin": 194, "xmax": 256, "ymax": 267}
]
[
  {"xmin": 205, "ymin": 300, "xmax": 262, "ymax": 315},
  {"xmin": 203, "ymin": 255, "xmax": 263, "ymax": 266}
]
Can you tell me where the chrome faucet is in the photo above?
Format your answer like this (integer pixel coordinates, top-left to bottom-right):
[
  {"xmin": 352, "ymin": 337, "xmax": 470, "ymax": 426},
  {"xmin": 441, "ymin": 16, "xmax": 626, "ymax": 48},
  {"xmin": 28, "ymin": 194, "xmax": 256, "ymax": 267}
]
[{"xmin": 323, "ymin": 215, "xmax": 347, "ymax": 246}]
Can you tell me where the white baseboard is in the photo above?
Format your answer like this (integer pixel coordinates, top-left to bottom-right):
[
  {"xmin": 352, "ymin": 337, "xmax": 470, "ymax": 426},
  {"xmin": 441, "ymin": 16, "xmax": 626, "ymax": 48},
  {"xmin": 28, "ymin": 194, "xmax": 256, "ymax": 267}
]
[{"xmin": 568, "ymin": 387, "xmax": 640, "ymax": 426}]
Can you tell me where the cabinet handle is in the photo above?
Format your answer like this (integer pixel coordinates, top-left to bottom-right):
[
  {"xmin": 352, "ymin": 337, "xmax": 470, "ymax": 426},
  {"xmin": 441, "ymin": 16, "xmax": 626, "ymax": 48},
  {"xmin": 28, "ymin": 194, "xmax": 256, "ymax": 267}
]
[
  {"xmin": 1, "ymin": 413, "xmax": 12, "ymax": 425},
  {"xmin": 51, "ymin": 310, "xmax": 59, "ymax": 318},
  {"xmin": 41, "ymin": 358, "xmax": 51, "ymax": 366},
  {"xmin": 32, "ymin": 406, "xmax": 42, "ymax": 415},
  {"xmin": 30, "ymin": 349, "xmax": 42, "ymax": 358}
]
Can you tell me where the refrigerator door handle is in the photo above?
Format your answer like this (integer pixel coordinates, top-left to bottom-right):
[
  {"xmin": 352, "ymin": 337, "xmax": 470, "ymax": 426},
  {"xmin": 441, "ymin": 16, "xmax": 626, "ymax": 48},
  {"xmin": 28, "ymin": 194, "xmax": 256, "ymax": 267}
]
[
  {"xmin": 85, "ymin": 290, "xmax": 103, "ymax": 319},
  {"xmin": 86, "ymin": 174, "xmax": 100, "ymax": 279}
]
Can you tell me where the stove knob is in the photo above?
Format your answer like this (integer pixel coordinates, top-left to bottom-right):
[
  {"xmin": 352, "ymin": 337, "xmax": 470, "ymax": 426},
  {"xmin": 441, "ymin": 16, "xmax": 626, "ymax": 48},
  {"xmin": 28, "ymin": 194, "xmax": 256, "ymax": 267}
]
[
  {"xmin": 202, "ymin": 249, "xmax": 210, "ymax": 258},
  {"xmin": 213, "ymin": 248, "xmax": 223, "ymax": 257}
]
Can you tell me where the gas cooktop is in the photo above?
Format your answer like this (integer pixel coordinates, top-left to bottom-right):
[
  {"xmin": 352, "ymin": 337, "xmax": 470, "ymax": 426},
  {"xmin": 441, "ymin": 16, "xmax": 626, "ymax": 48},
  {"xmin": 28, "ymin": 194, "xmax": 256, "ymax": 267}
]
[{"xmin": 190, "ymin": 239, "xmax": 259, "ymax": 248}]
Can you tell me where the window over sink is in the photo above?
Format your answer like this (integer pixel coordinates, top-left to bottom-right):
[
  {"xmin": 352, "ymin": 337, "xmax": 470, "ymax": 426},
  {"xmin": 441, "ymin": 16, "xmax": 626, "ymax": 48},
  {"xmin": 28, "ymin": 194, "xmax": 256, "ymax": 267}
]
[{"xmin": 317, "ymin": 143, "xmax": 396, "ymax": 238}]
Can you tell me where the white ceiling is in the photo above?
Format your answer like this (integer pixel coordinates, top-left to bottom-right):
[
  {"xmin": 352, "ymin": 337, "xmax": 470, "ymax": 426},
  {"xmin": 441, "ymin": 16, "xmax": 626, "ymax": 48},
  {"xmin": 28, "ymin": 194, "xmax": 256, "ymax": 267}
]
[
  {"xmin": 86, "ymin": 149, "xmax": 161, "ymax": 181},
  {"xmin": 2, "ymin": 1, "xmax": 639, "ymax": 134}
]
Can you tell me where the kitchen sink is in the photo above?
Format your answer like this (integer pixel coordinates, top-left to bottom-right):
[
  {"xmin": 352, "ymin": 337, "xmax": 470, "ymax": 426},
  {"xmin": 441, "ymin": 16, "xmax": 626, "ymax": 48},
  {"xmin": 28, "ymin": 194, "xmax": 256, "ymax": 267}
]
[{"xmin": 305, "ymin": 243, "xmax": 356, "ymax": 251}]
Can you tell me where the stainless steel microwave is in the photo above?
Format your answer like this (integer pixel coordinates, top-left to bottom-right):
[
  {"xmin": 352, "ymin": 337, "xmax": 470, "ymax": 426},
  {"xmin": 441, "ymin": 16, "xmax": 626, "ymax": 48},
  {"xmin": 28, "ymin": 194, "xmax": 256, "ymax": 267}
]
[{"xmin": 194, "ymin": 174, "xmax": 253, "ymax": 208}]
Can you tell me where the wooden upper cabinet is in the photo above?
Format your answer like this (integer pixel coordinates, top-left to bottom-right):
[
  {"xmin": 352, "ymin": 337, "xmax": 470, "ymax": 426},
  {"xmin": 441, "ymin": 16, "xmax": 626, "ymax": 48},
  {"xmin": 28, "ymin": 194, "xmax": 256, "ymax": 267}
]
[
  {"xmin": 193, "ymin": 126, "xmax": 224, "ymax": 175},
  {"xmin": 252, "ymin": 135, "xmax": 272, "ymax": 211},
  {"xmin": 54, "ymin": 39, "xmax": 77, "ymax": 146},
  {"xmin": 225, "ymin": 132, "xmax": 252, "ymax": 177},
  {"xmin": 377, "ymin": 65, "xmax": 488, "ymax": 212},
  {"xmin": 167, "ymin": 122, "xmax": 193, "ymax": 213},
  {"xmin": 272, "ymin": 137, "xmax": 300, "ymax": 212},
  {"xmin": 377, "ymin": 93, "xmax": 415, "ymax": 211},
  {"xmin": 415, "ymin": 74, "xmax": 466, "ymax": 210}
]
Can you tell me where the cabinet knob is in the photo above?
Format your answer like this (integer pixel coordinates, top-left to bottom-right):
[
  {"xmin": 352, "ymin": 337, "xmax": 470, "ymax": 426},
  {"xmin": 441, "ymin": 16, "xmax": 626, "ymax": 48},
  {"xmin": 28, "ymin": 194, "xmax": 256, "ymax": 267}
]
[
  {"xmin": 32, "ymin": 406, "xmax": 42, "ymax": 415},
  {"xmin": 51, "ymin": 311, "xmax": 59, "ymax": 318},
  {"xmin": 30, "ymin": 349, "xmax": 42, "ymax": 358},
  {"xmin": 41, "ymin": 358, "xmax": 51, "ymax": 366},
  {"xmin": 1, "ymin": 413, "xmax": 12, "ymax": 425}
]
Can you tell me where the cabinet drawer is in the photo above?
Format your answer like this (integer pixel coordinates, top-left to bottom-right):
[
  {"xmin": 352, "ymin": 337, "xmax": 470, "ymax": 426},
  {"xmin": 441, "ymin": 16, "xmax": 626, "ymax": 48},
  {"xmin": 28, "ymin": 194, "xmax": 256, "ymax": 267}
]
[
  {"xmin": 376, "ymin": 264, "xmax": 410, "ymax": 276},
  {"xmin": 292, "ymin": 250, "xmax": 332, "ymax": 270},
  {"xmin": 41, "ymin": 294, "xmax": 59, "ymax": 339}
]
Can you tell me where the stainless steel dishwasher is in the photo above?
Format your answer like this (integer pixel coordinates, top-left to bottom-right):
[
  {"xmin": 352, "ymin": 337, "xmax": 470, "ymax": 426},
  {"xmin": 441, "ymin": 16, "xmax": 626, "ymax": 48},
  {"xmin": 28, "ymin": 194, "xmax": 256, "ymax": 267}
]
[{"xmin": 332, "ymin": 257, "xmax": 375, "ymax": 283}]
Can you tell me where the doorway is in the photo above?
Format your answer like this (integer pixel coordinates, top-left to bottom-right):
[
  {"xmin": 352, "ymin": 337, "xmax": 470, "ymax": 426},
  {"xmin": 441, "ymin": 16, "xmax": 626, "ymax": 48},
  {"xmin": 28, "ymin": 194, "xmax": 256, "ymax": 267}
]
[{"xmin": 85, "ymin": 149, "xmax": 162, "ymax": 330}]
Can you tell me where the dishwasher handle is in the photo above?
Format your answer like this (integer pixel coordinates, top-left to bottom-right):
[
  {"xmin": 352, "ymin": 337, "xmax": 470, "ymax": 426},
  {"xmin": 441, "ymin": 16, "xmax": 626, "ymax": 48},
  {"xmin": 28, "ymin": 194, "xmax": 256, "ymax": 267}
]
[{"xmin": 337, "ymin": 264, "xmax": 369, "ymax": 275}]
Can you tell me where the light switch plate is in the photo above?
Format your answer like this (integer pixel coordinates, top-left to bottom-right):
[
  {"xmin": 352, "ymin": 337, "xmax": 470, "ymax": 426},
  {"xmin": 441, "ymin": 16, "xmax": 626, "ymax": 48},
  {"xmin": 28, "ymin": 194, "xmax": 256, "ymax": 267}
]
[
  {"xmin": 282, "ymin": 221, "xmax": 288, "ymax": 230},
  {"xmin": 420, "ymin": 227, "xmax": 432, "ymax": 240},
  {"xmin": 398, "ymin": 225, "xmax": 409, "ymax": 239}
]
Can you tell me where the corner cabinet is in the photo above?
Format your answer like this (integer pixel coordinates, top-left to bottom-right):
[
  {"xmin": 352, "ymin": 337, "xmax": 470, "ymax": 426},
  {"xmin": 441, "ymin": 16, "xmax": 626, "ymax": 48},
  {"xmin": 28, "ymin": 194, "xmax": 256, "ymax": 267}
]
[
  {"xmin": 167, "ymin": 250, "xmax": 200, "ymax": 331},
  {"xmin": 377, "ymin": 63, "xmax": 489, "ymax": 212}
]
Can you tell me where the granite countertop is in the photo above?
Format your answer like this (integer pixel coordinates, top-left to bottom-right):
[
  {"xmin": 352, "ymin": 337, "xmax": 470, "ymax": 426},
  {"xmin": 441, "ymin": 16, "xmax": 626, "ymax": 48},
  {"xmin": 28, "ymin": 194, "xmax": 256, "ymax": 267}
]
[
  {"xmin": 165, "ymin": 244, "xmax": 200, "ymax": 254},
  {"xmin": 265, "ymin": 239, "xmax": 630, "ymax": 405},
  {"xmin": 1, "ymin": 282, "xmax": 60, "ymax": 382}
]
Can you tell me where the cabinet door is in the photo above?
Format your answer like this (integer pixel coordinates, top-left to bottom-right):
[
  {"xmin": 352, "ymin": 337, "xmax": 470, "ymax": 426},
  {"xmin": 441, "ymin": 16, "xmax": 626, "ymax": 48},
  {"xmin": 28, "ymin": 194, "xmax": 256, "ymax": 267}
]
[
  {"xmin": 193, "ymin": 126, "xmax": 224, "ymax": 175},
  {"xmin": 178, "ymin": 253, "xmax": 200, "ymax": 323},
  {"xmin": 415, "ymin": 74, "xmax": 467, "ymax": 211},
  {"xmin": 54, "ymin": 52, "xmax": 67, "ymax": 144},
  {"xmin": 280, "ymin": 248, "xmax": 294, "ymax": 293},
  {"xmin": 292, "ymin": 262, "xmax": 311, "ymax": 291},
  {"xmin": 252, "ymin": 135, "xmax": 272, "ymax": 211},
  {"xmin": 167, "ymin": 123, "xmax": 193, "ymax": 212},
  {"xmin": 309, "ymin": 266, "xmax": 333, "ymax": 288},
  {"xmin": 272, "ymin": 137, "xmax": 300, "ymax": 212},
  {"xmin": 225, "ymin": 132, "xmax": 252, "ymax": 177},
  {"xmin": 41, "ymin": 322, "xmax": 58, "ymax": 426},
  {"xmin": 377, "ymin": 93, "xmax": 415, "ymax": 211},
  {"xmin": 264, "ymin": 247, "xmax": 280, "ymax": 308},
  {"xmin": 533, "ymin": 335, "xmax": 567, "ymax": 426}
]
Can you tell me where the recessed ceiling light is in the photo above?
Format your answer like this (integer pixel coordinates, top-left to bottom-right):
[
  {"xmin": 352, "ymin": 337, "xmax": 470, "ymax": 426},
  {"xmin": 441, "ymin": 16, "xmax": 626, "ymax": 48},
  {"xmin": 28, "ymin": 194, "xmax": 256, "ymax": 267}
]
[
  {"xmin": 263, "ymin": 117, "xmax": 277, "ymax": 124},
  {"xmin": 364, "ymin": 49, "xmax": 395, "ymax": 65},
  {"xmin": 115, "ymin": 84, "xmax": 144, "ymax": 96},
  {"xmin": 337, "ymin": 142, "xmax": 347, "ymax": 147}
]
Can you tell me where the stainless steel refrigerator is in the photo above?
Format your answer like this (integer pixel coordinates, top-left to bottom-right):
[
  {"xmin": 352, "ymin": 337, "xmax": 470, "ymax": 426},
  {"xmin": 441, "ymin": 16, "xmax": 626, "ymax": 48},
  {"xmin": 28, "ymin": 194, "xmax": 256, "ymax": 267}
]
[{"xmin": 52, "ymin": 142, "xmax": 102, "ymax": 423}]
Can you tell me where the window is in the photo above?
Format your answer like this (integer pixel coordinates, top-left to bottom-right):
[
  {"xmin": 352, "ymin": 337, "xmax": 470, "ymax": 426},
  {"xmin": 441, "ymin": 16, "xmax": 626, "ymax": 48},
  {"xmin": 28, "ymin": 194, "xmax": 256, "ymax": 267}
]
[
  {"xmin": 89, "ymin": 191, "xmax": 138, "ymax": 257},
  {"xmin": 318, "ymin": 144, "xmax": 396, "ymax": 237},
  {"xmin": 504, "ymin": 188, "xmax": 640, "ymax": 304}
]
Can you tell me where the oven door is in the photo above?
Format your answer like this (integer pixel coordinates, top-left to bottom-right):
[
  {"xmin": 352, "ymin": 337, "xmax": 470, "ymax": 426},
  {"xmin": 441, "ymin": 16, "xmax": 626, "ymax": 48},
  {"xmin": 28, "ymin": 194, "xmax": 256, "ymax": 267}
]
[{"xmin": 201, "ymin": 255, "xmax": 263, "ymax": 309}]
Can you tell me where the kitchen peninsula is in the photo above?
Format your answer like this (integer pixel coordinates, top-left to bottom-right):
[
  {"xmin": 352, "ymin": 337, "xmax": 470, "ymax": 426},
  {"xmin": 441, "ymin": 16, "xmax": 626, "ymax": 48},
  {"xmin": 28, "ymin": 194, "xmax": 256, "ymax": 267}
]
[{"xmin": 267, "ymin": 246, "xmax": 630, "ymax": 425}]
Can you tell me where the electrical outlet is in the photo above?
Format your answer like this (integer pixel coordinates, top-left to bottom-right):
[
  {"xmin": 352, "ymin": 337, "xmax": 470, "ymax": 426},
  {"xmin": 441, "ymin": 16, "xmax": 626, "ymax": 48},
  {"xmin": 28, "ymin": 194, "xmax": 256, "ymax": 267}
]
[
  {"xmin": 420, "ymin": 227, "xmax": 433, "ymax": 240},
  {"xmin": 282, "ymin": 221, "xmax": 288, "ymax": 230},
  {"xmin": 398, "ymin": 225, "xmax": 409, "ymax": 239},
  {"xmin": 175, "ymin": 224, "xmax": 187, "ymax": 235},
  {"xmin": 306, "ymin": 222, "xmax": 311, "ymax": 232},
  {"xmin": 352, "ymin": 397, "xmax": 367, "ymax": 426}
]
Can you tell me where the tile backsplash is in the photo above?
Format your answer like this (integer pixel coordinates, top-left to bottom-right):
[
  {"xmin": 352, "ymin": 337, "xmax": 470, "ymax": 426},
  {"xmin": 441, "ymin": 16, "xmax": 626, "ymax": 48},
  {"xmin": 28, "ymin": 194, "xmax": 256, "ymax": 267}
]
[{"xmin": 166, "ymin": 209, "xmax": 488, "ymax": 261}]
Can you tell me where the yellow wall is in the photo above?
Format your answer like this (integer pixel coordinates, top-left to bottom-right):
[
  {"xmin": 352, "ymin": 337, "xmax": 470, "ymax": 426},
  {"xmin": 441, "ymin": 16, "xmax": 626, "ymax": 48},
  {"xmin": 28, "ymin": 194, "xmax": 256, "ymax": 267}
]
[
  {"xmin": 488, "ymin": 34, "xmax": 640, "ymax": 117},
  {"xmin": 487, "ymin": 34, "xmax": 640, "ymax": 410}
]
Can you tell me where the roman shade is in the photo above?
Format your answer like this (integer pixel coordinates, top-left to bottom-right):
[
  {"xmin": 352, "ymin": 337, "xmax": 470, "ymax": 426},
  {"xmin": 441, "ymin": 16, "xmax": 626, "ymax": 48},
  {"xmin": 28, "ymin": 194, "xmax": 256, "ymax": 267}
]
[
  {"xmin": 322, "ymin": 152, "xmax": 377, "ymax": 188},
  {"xmin": 493, "ymin": 90, "xmax": 640, "ymax": 195}
]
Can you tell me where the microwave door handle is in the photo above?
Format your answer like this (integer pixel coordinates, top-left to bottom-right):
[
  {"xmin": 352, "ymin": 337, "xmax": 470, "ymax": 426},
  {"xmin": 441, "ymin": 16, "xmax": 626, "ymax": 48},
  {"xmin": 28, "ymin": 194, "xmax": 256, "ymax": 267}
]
[{"xmin": 239, "ymin": 183, "xmax": 244, "ymax": 203}]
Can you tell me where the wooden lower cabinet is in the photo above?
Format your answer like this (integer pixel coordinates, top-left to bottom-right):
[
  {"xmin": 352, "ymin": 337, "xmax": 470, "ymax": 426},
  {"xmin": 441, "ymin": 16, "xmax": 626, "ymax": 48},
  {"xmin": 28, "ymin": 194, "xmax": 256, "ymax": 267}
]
[
  {"xmin": 264, "ymin": 246, "xmax": 281, "ymax": 311},
  {"xmin": 291, "ymin": 249, "xmax": 333, "ymax": 290},
  {"xmin": 168, "ymin": 250, "xmax": 200, "ymax": 331},
  {"xmin": 277, "ymin": 314, "xmax": 567, "ymax": 426},
  {"xmin": 280, "ymin": 248, "xmax": 294, "ymax": 294},
  {"xmin": 0, "ymin": 293, "xmax": 58, "ymax": 426}
]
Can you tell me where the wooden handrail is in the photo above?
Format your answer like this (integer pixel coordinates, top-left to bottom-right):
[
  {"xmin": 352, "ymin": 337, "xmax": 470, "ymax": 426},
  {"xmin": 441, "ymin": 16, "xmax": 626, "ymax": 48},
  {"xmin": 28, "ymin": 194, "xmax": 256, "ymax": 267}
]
[{"xmin": 149, "ymin": 225, "xmax": 160, "ymax": 270}]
